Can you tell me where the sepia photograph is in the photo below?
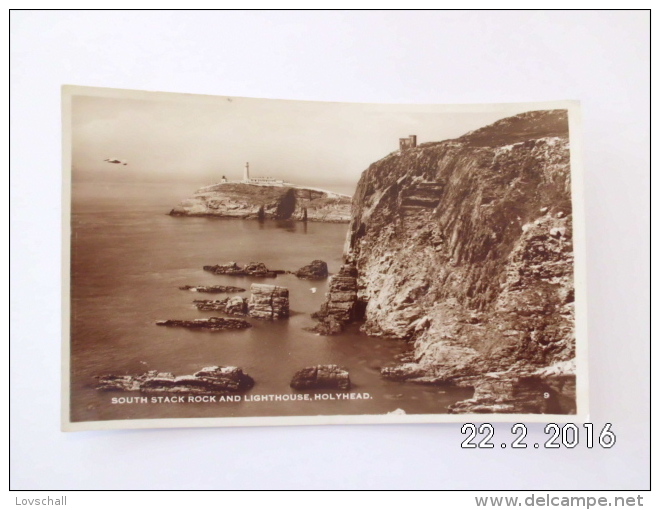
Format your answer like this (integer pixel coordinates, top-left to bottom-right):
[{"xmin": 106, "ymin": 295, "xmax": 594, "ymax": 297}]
[{"xmin": 62, "ymin": 87, "xmax": 586, "ymax": 431}]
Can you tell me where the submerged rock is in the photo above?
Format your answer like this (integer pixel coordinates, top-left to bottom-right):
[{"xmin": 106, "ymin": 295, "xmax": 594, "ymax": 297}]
[
  {"xmin": 155, "ymin": 317, "xmax": 251, "ymax": 330},
  {"xmin": 247, "ymin": 284, "xmax": 289, "ymax": 320},
  {"xmin": 97, "ymin": 366, "xmax": 255, "ymax": 394},
  {"xmin": 309, "ymin": 316, "xmax": 344, "ymax": 336},
  {"xmin": 294, "ymin": 260, "xmax": 329, "ymax": 279},
  {"xmin": 203, "ymin": 261, "xmax": 281, "ymax": 278},
  {"xmin": 179, "ymin": 285, "xmax": 246, "ymax": 293},
  {"xmin": 290, "ymin": 365, "xmax": 351, "ymax": 390}
]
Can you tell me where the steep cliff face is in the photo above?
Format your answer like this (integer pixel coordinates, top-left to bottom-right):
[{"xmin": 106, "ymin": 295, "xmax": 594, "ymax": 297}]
[
  {"xmin": 170, "ymin": 183, "xmax": 351, "ymax": 222},
  {"xmin": 343, "ymin": 110, "xmax": 577, "ymax": 413}
]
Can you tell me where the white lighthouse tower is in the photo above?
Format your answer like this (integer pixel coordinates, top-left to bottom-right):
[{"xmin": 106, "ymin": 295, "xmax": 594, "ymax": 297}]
[{"xmin": 243, "ymin": 162, "xmax": 250, "ymax": 182}]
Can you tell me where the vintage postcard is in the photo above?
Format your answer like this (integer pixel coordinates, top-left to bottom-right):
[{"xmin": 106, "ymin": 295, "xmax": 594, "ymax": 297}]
[{"xmin": 62, "ymin": 86, "xmax": 587, "ymax": 431}]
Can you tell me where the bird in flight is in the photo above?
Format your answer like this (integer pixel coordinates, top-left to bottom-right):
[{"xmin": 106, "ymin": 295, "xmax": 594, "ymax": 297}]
[{"xmin": 104, "ymin": 158, "xmax": 128, "ymax": 166}]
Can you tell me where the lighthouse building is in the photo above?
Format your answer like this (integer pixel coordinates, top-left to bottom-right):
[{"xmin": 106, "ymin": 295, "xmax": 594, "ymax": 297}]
[{"xmin": 241, "ymin": 162, "xmax": 285, "ymax": 185}]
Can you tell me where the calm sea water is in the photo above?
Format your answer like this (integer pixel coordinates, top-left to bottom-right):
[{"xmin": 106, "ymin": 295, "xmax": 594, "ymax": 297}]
[{"xmin": 70, "ymin": 182, "xmax": 472, "ymax": 422}]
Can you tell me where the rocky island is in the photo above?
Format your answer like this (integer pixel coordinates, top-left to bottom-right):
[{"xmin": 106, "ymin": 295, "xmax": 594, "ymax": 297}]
[
  {"xmin": 169, "ymin": 179, "xmax": 352, "ymax": 223},
  {"xmin": 312, "ymin": 110, "xmax": 577, "ymax": 414}
]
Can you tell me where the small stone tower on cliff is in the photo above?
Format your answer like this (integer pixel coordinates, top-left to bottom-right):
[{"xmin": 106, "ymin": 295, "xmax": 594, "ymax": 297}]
[
  {"xmin": 399, "ymin": 135, "xmax": 417, "ymax": 151},
  {"xmin": 244, "ymin": 162, "xmax": 250, "ymax": 182}
]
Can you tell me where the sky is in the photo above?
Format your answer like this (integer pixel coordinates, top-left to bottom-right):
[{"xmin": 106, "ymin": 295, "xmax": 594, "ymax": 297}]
[{"xmin": 70, "ymin": 89, "xmax": 545, "ymax": 195}]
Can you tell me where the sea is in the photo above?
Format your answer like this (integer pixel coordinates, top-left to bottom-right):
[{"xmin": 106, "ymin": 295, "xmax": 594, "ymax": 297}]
[{"xmin": 70, "ymin": 181, "xmax": 472, "ymax": 423}]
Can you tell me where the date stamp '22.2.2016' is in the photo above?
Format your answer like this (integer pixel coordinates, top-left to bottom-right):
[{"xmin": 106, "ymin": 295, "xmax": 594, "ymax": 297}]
[{"xmin": 461, "ymin": 423, "xmax": 616, "ymax": 449}]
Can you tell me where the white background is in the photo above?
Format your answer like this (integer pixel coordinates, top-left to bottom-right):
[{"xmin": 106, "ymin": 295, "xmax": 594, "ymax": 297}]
[{"xmin": 10, "ymin": 10, "xmax": 650, "ymax": 490}]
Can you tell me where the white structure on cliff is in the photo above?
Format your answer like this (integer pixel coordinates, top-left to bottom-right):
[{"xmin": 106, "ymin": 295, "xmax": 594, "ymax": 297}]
[{"xmin": 242, "ymin": 161, "xmax": 286, "ymax": 185}]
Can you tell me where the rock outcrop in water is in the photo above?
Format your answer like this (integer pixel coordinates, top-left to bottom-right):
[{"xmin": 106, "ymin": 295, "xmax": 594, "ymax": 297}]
[
  {"xmin": 309, "ymin": 264, "xmax": 359, "ymax": 335},
  {"xmin": 247, "ymin": 284, "xmax": 290, "ymax": 320},
  {"xmin": 194, "ymin": 297, "xmax": 248, "ymax": 315},
  {"xmin": 203, "ymin": 261, "xmax": 283, "ymax": 278},
  {"xmin": 193, "ymin": 285, "xmax": 290, "ymax": 320},
  {"xmin": 290, "ymin": 365, "xmax": 351, "ymax": 390},
  {"xmin": 225, "ymin": 296, "xmax": 249, "ymax": 316},
  {"xmin": 247, "ymin": 283, "xmax": 289, "ymax": 320},
  {"xmin": 180, "ymin": 285, "xmax": 246, "ymax": 293},
  {"xmin": 294, "ymin": 260, "xmax": 329, "ymax": 280},
  {"xmin": 328, "ymin": 109, "xmax": 577, "ymax": 413},
  {"xmin": 170, "ymin": 182, "xmax": 351, "ymax": 223},
  {"xmin": 155, "ymin": 317, "xmax": 251, "ymax": 330},
  {"xmin": 194, "ymin": 299, "xmax": 231, "ymax": 311},
  {"xmin": 97, "ymin": 366, "xmax": 255, "ymax": 394}
]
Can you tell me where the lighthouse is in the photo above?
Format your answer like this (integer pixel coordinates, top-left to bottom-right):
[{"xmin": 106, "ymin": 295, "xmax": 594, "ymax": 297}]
[{"xmin": 239, "ymin": 162, "xmax": 285, "ymax": 185}]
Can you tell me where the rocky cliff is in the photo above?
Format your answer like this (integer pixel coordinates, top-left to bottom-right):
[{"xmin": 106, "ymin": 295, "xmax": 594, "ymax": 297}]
[
  {"xmin": 170, "ymin": 183, "xmax": 351, "ymax": 222},
  {"xmin": 338, "ymin": 110, "xmax": 577, "ymax": 413}
]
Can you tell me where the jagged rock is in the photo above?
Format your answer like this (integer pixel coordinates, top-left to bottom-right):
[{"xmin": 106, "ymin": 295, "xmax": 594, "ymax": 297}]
[
  {"xmin": 193, "ymin": 297, "xmax": 248, "ymax": 316},
  {"xmin": 309, "ymin": 264, "xmax": 358, "ymax": 335},
  {"xmin": 194, "ymin": 286, "xmax": 289, "ymax": 320},
  {"xmin": 97, "ymin": 366, "xmax": 254, "ymax": 394},
  {"xmin": 290, "ymin": 365, "xmax": 351, "ymax": 390},
  {"xmin": 193, "ymin": 299, "xmax": 228, "ymax": 311},
  {"xmin": 294, "ymin": 260, "xmax": 329, "ymax": 279},
  {"xmin": 169, "ymin": 182, "xmax": 352, "ymax": 223},
  {"xmin": 205, "ymin": 261, "xmax": 241, "ymax": 274},
  {"xmin": 247, "ymin": 284, "xmax": 289, "ymax": 319},
  {"xmin": 155, "ymin": 317, "xmax": 251, "ymax": 330},
  {"xmin": 179, "ymin": 285, "xmax": 245, "ymax": 293},
  {"xmin": 96, "ymin": 371, "xmax": 173, "ymax": 392},
  {"xmin": 225, "ymin": 296, "xmax": 248, "ymax": 316},
  {"xmin": 203, "ymin": 261, "xmax": 280, "ymax": 278},
  {"xmin": 341, "ymin": 109, "xmax": 576, "ymax": 413}
]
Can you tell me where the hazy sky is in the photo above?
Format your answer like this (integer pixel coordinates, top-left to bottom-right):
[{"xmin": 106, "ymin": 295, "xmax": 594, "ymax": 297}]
[{"xmin": 71, "ymin": 89, "xmax": 542, "ymax": 194}]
